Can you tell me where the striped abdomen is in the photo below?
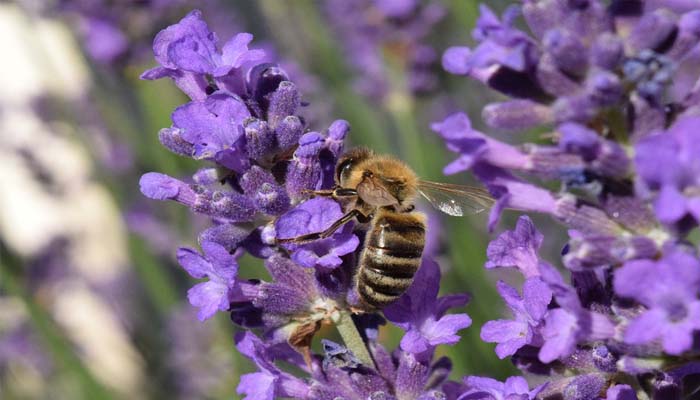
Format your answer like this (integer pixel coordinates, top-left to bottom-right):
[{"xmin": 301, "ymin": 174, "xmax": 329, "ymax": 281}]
[{"xmin": 357, "ymin": 211, "xmax": 426, "ymax": 308}]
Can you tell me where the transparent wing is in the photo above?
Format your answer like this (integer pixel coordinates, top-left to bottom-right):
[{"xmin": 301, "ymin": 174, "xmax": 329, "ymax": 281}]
[{"xmin": 417, "ymin": 180, "xmax": 494, "ymax": 216}]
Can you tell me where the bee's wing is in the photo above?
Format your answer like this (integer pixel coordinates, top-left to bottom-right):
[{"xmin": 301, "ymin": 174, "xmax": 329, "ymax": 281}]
[{"xmin": 417, "ymin": 180, "xmax": 494, "ymax": 216}]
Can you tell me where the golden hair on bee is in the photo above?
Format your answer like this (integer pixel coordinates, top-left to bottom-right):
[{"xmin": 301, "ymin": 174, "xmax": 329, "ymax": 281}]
[{"xmin": 336, "ymin": 147, "xmax": 419, "ymax": 212}]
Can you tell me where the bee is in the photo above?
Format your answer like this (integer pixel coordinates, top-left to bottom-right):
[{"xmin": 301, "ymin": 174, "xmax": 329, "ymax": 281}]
[{"xmin": 278, "ymin": 147, "xmax": 494, "ymax": 309}]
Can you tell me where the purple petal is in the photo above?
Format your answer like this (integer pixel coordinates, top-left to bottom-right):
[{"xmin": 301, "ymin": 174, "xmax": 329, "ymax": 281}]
[
  {"xmin": 605, "ymin": 384, "xmax": 637, "ymax": 400},
  {"xmin": 140, "ymin": 172, "xmax": 181, "ymax": 200},
  {"xmin": 481, "ymin": 319, "xmax": 529, "ymax": 358},
  {"xmin": 237, "ymin": 372, "xmax": 276, "ymax": 400},
  {"xmin": 424, "ymin": 314, "xmax": 473, "ymax": 347},
  {"xmin": 442, "ymin": 46, "xmax": 473, "ymax": 75},
  {"xmin": 624, "ymin": 309, "xmax": 665, "ymax": 345},
  {"xmin": 539, "ymin": 308, "xmax": 578, "ymax": 363},
  {"xmin": 201, "ymin": 241, "xmax": 238, "ymax": 281},
  {"xmin": 220, "ymin": 33, "xmax": 258, "ymax": 69},
  {"xmin": 662, "ymin": 323, "xmax": 694, "ymax": 355},
  {"xmin": 187, "ymin": 281, "xmax": 228, "ymax": 321},
  {"xmin": 465, "ymin": 376, "xmax": 504, "ymax": 392},
  {"xmin": 400, "ymin": 329, "xmax": 430, "ymax": 354},
  {"xmin": 485, "ymin": 216, "xmax": 543, "ymax": 278},
  {"xmin": 655, "ymin": 184, "xmax": 688, "ymax": 224},
  {"xmin": 496, "ymin": 280, "xmax": 524, "ymax": 313},
  {"xmin": 504, "ymin": 376, "xmax": 530, "ymax": 395},
  {"xmin": 152, "ymin": 10, "xmax": 217, "ymax": 70},
  {"xmin": 275, "ymin": 198, "xmax": 343, "ymax": 239},
  {"xmin": 176, "ymin": 247, "xmax": 212, "ymax": 279},
  {"xmin": 168, "ymin": 35, "xmax": 217, "ymax": 74},
  {"xmin": 522, "ymin": 277, "xmax": 551, "ymax": 321}
]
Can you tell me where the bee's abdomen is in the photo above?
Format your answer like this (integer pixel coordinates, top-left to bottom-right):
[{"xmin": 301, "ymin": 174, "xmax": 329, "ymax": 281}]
[{"xmin": 358, "ymin": 212, "xmax": 425, "ymax": 308}]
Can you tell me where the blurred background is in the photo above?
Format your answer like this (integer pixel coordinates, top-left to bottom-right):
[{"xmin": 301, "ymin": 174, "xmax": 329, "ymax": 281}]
[{"xmin": 0, "ymin": 1, "xmax": 564, "ymax": 398}]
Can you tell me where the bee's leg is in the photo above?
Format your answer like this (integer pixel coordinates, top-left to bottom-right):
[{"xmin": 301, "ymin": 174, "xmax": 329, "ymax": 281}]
[
  {"xmin": 303, "ymin": 187, "xmax": 358, "ymax": 199},
  {"xmin": 277, "ymin": 209, "xmax": 364, "ymax": 244},
  {"xmin": 302, "ymin": 188, "xmax": 335, "ymax": 196}
]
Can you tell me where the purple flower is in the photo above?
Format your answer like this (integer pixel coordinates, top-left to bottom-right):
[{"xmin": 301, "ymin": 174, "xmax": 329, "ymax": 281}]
[
  {"xmin": 142, "ymin": 10, "xmax": 265, "ymax": 98},
  {"xmin": 171, "ymin": 93, "xmax": 251, "ymax": 168},
  {"xmin": 484, "ymin": 216, "xmax": 544, "ymax": 278},
  {"xmin": 465, "ymin": 5, "xmax": 537, "ymax": 73},
  {"xmin": 384, "ymin": 259, "xmax": 472, "ymax": 354},
  {"xmin": 614, "ymin": 248, "xmax": 700, "ymax": 355},
  {"xmin": 235, "ymin": 332, "xmax": 309, "ymax": 400},
  {"xmin": 605, "ymin": 384, "xmax": 638, "ymax": 400},
  {"xmin": 481, "ymin": 278, "xmax": 551, "ymax": 359},
  {"xmin": 460, "ymin": 376, "xmax": 546, "ymax": 400},
  {"xmin": 635, "ymin": 116, "xmax": 700, "ymax": 227},
  {"xmin": 176, "ymin": 241, "xmax": 239, "ymax": 321},
  {"xmin": 537, "ymin": 263, "xmax": 615, "ymax": 363},
  {"xmin": 275, "ymin": 197, "xmax": 359, "ymax": 269}
]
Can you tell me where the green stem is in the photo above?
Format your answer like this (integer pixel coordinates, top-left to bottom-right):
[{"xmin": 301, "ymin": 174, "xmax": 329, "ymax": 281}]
[{"xmin": 334, "ymin": 310, "xmax": 375, "ymax": 367}]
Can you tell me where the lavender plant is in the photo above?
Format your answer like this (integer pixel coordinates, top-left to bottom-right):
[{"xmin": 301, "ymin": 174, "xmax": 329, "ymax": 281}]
[
  {"xmin": 435, "ymin": 0, "xmax": 700, "ymax": 398},
  {"xmin": 140, "ymin": 1, "xmax": 700, "ymax": 399},
  {"xmin": 139, "ymin": 10, "xmax": 472, "ymax": 399}
]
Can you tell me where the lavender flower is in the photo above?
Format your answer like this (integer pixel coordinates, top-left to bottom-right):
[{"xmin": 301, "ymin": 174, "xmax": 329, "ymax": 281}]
[
  {"xmin": 635, "ymin": 116, "xmax": 700, "ymax": 228},
  {"xmin": 614, "ymin": 248, "xmax": 700, "ymax": 355},
  {"xmin": 141, "ymin": 10, "xmax": 481, "ymax": 399},
  {"xmin": 177, "ymin": 241, "xmax": 240, "ymax": 321},
  {"xmin": 480, "ymin": 278, "xmax": 550, "ymax": 359},
  {"xmin": 438, "ymin": 1, "xmax": 700, "ymax": 398},
  {"xmin": 384, "ymin": 259, "xmax": 472, "ymax": 355},
  {"xmin": 275, "ymin": 197, "xmax": 359, "ymax": 269}
]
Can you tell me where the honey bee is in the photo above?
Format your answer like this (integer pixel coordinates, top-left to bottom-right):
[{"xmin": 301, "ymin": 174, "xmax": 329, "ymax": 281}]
[{"xmin": 278, "ymin": 147, "xmax": 494, "ymax": 309}]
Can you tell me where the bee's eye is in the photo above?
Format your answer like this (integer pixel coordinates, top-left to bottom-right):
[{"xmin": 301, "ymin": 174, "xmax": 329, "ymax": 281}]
[{"xmin": 336, "ymin": 159, "xmax": 355, "ymax": 184}]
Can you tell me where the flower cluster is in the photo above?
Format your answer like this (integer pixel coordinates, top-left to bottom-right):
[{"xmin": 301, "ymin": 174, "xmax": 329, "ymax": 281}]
[
  {"xmin": 140, "ymin": 10, "xmax": 483, "ymax": 399},
  {"xmin": 438, "ymin": 1, "xmax": 700, "ymax": 398},
  {"xmin": 325, "ymin": 0, "xmax": 446, "ymax": 99}
]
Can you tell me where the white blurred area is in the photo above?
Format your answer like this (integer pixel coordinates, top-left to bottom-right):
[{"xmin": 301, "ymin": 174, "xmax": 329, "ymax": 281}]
[{"xmin": 0, "ymin": 3, "xmax": 146, "ymax": 398}]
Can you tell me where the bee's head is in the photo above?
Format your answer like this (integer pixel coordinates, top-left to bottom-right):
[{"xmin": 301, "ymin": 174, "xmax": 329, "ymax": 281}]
[{"xmin": 335, "ymin": 147, "xmax": 374, "ymax": 187}]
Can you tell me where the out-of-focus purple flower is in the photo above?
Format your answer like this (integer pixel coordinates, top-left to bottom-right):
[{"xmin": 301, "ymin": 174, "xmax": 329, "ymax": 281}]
[
  {"xmin": 460, "ymin": 375, "xmax": 546, "ymax": 400},
  {"xmin": 166, "ymin": 306, "xmax": 232, "ymax": 398},
  {"xmin": 275, "ymin": 197, "xmax": 359, "ymax": 269},
  {"xmin": 80, "ymin": 17, "xmax": 128, "ymax": 64},
  {"xmin": 176, "ymin": 241, "xmax": 239, "ymax": 321},
  {"xmin": 480, "ymin": 278, "xmax": 551, "ymax": 359},
  {"xmin": 465, "ymin": 5, "xmax": 538, "ymax": 74},
  {"xmin": 384, "ymin": 259, "xmax": 472, "ymax": 355},
  {"xmin": 170, "ymin": 93, "xmax": 251, "ymax": 167},
  {"xmin": 325, "ymin": 0, "xmax": 445, "ymax": 99},
  {"xmin": 614, "ymin": 248, "xmax": 700, "ymax": 355},
  {"xmin": 635, "ymin": 116, "xmax": 700, "ymax": 228}
]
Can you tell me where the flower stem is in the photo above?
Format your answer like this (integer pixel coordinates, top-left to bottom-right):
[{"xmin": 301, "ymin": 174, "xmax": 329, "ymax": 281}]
[{"xmin": 335, "ymin": 310, "xmax": 375, "ymax": 367}]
